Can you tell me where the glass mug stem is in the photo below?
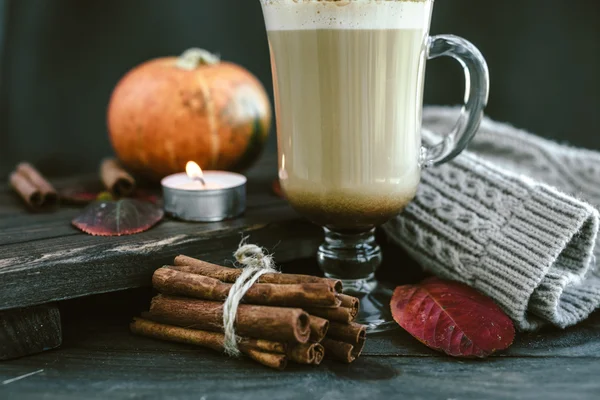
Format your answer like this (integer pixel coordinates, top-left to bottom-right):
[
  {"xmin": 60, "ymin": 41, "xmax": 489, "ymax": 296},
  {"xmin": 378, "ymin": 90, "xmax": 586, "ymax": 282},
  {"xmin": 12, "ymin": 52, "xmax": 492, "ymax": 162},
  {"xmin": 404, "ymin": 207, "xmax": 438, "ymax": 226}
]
[
  {"xmin": 318, "ymin": 228, "xmax": 396, "ymax": 331},
  {"xmin": 318, "ymin": 228, "xmax": 381, "ymax": 284}
]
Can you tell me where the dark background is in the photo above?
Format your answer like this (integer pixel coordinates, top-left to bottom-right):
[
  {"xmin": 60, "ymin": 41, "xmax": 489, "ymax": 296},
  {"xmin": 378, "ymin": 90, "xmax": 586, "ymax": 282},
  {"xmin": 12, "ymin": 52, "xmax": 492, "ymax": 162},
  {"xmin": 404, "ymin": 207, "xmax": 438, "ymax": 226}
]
[{"xmin": 0, "ymin": 0, "xmax": 598, "ymax": 179}]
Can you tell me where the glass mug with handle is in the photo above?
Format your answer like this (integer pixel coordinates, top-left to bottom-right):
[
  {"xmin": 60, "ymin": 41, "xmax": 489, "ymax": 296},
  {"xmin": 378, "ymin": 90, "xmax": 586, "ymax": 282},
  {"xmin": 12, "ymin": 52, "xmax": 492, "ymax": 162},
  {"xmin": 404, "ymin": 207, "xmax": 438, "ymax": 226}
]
[{"xmin": 260, "ymin": 0, "xmax": 489, "ymax": 331}]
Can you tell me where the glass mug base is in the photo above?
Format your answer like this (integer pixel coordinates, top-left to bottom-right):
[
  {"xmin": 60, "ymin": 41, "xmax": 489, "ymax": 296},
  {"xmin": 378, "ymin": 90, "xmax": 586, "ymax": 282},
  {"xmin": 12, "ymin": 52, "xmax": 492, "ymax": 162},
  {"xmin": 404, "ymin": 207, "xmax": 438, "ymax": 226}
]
[
  {"xmin": 318, "ymin": 228, "xmax": 398, "ymax": 333},
  {"xmin": 340, "ymin": 276, "xmax": 399, "ymax": 333}
]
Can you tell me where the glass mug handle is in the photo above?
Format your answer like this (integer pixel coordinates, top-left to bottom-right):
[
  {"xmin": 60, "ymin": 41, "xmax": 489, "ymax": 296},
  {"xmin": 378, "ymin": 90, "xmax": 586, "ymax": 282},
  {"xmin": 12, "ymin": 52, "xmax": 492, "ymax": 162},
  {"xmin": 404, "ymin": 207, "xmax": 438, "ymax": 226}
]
[{"xmin": 420, "ymin": 35, "xmax": 490, "ymax": 168}]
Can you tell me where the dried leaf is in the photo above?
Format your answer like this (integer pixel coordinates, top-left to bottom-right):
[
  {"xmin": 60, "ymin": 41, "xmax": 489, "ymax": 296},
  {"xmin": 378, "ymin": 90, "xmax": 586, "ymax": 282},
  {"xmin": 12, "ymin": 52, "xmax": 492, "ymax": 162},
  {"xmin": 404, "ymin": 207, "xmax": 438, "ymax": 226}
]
[
  {"xmin": 391, "ymin": 277, "xmax": 515, "ymax": 358},
  {"xmin": 60, "ymin": 185, "xmax": 104, "ymax": 205},
  {"xmin": 72, "ymin": 199, "xmax": 164, "ymax": 236}
]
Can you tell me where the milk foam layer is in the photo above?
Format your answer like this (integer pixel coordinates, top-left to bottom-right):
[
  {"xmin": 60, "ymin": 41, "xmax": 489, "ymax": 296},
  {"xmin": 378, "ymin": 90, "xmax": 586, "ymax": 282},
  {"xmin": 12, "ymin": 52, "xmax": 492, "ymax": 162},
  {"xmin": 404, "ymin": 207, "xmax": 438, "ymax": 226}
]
[{"xmin": 261, "ymin": 0, "xmax": 432, "ymax": 31}]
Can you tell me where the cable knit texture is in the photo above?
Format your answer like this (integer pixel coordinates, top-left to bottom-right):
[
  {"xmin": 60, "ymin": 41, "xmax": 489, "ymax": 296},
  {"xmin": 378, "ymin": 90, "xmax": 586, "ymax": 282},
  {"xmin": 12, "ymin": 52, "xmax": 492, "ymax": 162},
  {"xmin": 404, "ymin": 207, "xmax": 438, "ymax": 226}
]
[{"xmin": 383, "ymin": 106, "xmax": 600, "ymax": 331}]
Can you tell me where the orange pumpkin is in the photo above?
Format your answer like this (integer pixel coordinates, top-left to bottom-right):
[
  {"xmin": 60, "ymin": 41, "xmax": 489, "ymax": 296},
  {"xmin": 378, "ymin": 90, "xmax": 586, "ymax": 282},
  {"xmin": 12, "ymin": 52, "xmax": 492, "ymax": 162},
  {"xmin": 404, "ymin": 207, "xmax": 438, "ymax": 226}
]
[{"xmin": 107, "ymin": 48, "xmax": 271, "ymax": 181}]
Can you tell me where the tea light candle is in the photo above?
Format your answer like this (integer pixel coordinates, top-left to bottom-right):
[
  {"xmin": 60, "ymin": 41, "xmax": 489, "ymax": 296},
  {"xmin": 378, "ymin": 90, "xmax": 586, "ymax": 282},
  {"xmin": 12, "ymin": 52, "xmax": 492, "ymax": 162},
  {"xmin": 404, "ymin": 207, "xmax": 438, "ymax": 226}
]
[{"xmin": 161, "ymin": 161, "xmax": 246, "ymax": 222}]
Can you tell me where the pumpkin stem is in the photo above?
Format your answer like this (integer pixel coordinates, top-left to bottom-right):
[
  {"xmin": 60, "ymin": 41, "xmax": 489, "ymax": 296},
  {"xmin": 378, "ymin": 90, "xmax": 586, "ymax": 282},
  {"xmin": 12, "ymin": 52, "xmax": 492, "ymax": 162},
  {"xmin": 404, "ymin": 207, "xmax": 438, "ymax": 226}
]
[{"xmin": 176, "ymin": 48, "xmax": 220, "ymax": 70}]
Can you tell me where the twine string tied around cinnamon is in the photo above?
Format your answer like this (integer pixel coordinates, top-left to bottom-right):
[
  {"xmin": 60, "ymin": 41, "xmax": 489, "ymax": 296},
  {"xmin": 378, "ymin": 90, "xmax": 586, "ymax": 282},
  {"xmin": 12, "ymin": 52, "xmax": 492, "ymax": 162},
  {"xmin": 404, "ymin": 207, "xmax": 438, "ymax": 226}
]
[{"xmin": 222, "ymin": 239, "xmax": 279, "ymax": 356}]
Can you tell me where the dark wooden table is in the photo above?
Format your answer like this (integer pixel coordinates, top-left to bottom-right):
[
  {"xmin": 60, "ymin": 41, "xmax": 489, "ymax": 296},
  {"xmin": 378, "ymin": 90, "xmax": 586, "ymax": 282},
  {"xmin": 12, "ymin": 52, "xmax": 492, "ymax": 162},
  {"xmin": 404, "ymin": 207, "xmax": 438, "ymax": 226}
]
[
  {"xmin": 1, "ymin": 155, "xmax": 599, "ymax": 399},
  {"xmin": 1, "ymin": 281, "xmax": 599, "ymax": 400}
]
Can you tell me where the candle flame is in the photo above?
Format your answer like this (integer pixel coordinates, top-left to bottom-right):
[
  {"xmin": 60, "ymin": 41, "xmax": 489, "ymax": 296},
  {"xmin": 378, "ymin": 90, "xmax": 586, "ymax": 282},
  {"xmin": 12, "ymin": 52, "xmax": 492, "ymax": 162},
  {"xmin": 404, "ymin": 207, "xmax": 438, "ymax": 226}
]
[{"xmin": 186, "ymin": 161, "xmax": 205, "ymax": 184}]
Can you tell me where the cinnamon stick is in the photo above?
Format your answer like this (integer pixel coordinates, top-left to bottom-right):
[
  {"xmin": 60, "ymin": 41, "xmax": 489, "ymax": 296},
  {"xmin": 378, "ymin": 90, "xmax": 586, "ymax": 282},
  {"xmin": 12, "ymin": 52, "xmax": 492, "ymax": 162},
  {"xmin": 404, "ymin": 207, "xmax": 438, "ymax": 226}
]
[
  {"xmin": 313, "ymin": 343, "xmax": 325, "ymax": 365},
  {"xmin": 322, "ymin": 338, "xmax": 359, "ymax": 364},
  {"xmin": 100, "ymin": 158, "xmax": 135, "ymax": 197},
  {"xmin": 338, "ymin": 293, "xmax": 359, "ymax": 309},
  {"xmin": 172, "ymin": 255, "xmax": 343, "ymax": 292},
  {"xmin": 245, "ymin": 348, "xmax": 287, "ymax": 370},
  {"xmin": 327, "ymin": 322, "xmax": 367, "ymax": 347},
  {"xmin": 140, "ymin": 309, "xmax": 322, "ymax": 366},
  {"xmin": 130, "ymin": 318, "xmax": 287, "ymax": 370},
  {"xmin": 303, "ymin": 306, "xmax": 357, "ymax": 323},
  {"xmin": 308, "ymin": 315, "xmax": 329, "ymax": 343},
  {"xmin": 15, "ymin": 163, "xmax": 56, "ymax": 198},
  {"xmin": 9, "ymin": 171, "xmax": 41, "ymax": 208},
  {"xmin": 9, "ymin": 163, "xmax": 58, "ymax": 210},
  {"xmin": 146, "ymin": 295, "xmax": 310, "ymax": 344},
  {"xmin": 153, "ymin": 268, "xmax": 341, "ymax": 308},
  {"xmin": 287, "ymin": 342, "xmax": 324, "ymax": 365},
  {"xmin": 141, "ymin": 311, "xmax": 288, "ymax": 356}
]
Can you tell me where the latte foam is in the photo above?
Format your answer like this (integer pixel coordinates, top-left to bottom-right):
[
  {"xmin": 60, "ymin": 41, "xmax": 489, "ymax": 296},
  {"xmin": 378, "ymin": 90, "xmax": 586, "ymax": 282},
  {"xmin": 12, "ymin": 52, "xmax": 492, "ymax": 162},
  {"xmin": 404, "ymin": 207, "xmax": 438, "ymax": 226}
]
[{"xmin": 261, "ymin": 0, "xmax": 432, "ymax": 31}]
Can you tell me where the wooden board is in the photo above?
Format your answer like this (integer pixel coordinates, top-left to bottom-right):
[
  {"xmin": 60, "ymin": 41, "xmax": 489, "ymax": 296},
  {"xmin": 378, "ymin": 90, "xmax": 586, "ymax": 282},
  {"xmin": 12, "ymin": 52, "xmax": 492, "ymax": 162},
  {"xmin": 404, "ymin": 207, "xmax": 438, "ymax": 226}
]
[
  {"xmin": 0, "ymin": 155, "xmax": 323, "ymax": 311},
  {"xmin": 0, "ymin": 304, "xmax": 61, "ymax": 360},
  {"xmin": 0, "ymin": 289, "xmax": 598, "ymax": 400},
  {"xmin": 4, "ymin": 351, "xmax": 598, "ymax": 400}
]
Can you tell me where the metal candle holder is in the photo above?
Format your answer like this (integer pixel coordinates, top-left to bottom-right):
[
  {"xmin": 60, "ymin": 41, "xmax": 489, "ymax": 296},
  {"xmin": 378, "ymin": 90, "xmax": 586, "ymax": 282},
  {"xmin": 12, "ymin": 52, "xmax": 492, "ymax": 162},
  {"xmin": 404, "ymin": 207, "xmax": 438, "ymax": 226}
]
[{"xmin": 161, "ymin": 171, "xmax": 247, "ymax": 222}]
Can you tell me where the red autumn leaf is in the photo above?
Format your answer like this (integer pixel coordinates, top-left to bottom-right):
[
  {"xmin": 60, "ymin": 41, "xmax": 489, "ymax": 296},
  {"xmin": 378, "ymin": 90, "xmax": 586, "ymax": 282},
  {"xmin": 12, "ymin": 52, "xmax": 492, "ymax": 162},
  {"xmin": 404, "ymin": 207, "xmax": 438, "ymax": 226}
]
[
  {"xmin": 72, "ymin": 199, "xmax": 164, "ymax": 236},
  {"xmin": 60, "ymin": 185, "xmax": 105, "ymax": 205},
  {"xmin": 391, "ymin": 277, "xmax": 515, "ymax": 358}
]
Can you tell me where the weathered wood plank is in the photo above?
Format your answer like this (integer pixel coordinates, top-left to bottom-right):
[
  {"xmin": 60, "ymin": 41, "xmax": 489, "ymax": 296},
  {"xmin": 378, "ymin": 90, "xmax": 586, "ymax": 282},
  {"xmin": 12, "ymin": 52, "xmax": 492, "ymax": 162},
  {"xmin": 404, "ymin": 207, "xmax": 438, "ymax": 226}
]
[
  {"xmin": 0, "ymin": 153, "xmax": 320, "ymax": 311},
  {"xmin": 0, "ymin": 304, "xmax": 61, "ymax": 360},
  {"xmin": 0, "ymin": 207, "xmax": 321, "ymax": 311},
  {"xmin": 0, "ymin": 190, "xmax": 282, "ymax": 247},
  {"xmin": 0, "ymin": 317, "xmax": 598, "ymax": 400},
  {"xmin": 2, "ymin": 274, "xmax": 597, "ymax": 399},
  {"xmin": 0, "ymin": 155, "xmax": 279, "ymax": 246},
  {"xmin": 2, "ymin": 354, "xmax": 595, "ymax": 400}
]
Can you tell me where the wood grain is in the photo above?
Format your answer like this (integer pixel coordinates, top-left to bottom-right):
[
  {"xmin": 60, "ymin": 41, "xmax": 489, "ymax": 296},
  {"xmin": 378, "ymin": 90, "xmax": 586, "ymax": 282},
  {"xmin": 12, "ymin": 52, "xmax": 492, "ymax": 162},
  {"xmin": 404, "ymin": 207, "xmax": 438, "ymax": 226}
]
[
  {"xmin": 0, "ymin": 185, "xmax": 280, "ymax": 247},
  {"xmin": 0, "ymin": 313, "xmax": 598, "ymax": 400},
  {"xmin": 2, "ymin": 355, "xmax": 598, "ymax": 400},
  {"xmin": 0, "ymin": 212, "xmax": 321, "ymax": 311},
  {"xmin": 0, "ymin": 304, "xmax": 61, "ymax": 360}
]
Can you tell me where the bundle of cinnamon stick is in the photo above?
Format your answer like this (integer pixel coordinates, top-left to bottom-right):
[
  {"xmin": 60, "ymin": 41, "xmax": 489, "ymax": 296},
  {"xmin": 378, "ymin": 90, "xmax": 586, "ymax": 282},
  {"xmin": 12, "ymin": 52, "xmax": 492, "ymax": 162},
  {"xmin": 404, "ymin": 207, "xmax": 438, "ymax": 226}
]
[
  {"xmin": 131, "ymin": 255, "xmax": 367, "ymax": 370},
  {"xmin": 9, "ymin": 163, "xmax": 58, "ymax": 210},
  {"xmin": 99, "ymin": 158, "xmax": 135, "ymax": 197},
  {"xmin": 9, "ymin": 158, "xmax": 135, "ymax": 209}
]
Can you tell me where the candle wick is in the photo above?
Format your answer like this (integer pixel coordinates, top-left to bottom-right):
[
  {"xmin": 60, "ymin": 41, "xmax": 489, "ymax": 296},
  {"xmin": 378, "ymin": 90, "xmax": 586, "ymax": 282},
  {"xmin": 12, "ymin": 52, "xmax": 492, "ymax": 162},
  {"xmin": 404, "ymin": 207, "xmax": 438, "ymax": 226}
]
[{"xmin": 194, "ymin": 177, "xmax": 206, "ymax": 187}]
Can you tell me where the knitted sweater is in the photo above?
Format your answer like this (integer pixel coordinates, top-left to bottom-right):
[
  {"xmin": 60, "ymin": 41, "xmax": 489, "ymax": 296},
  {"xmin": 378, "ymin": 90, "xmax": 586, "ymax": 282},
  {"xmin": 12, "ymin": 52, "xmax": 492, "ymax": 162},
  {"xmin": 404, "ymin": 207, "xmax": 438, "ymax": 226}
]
[{"xmin": 383, "ymin": 106, "xmax": 600, "ymax": 331}]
